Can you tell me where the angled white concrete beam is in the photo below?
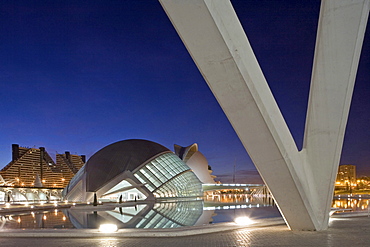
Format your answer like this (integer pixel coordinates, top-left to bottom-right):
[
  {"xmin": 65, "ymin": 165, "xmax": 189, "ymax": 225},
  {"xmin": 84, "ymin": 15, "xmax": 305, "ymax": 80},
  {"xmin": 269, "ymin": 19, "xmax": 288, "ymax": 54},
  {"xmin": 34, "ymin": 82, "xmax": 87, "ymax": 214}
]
[
  {"xmin": 160, "ymin": 0, "xmax": 314, "ymax": 230},
  {"xmin": 159, "ymin": 0, "xmax": 369, "ymax": 230},
  {"xmin": 303, "ymin": 0, "xmax": 370, "ymax": 228}
]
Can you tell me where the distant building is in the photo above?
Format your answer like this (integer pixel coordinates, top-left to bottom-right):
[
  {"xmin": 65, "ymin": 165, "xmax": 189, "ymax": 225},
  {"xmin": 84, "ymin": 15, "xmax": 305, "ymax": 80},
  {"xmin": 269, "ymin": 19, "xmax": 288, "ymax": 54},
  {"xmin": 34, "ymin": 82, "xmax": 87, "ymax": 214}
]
[
  {"xmin": 335, "ymin": 164, "xmax": 356, "ymax": 189},
  {"xmin": 0, "ymin": 144, "xmax": 85, "ymax": 188}
]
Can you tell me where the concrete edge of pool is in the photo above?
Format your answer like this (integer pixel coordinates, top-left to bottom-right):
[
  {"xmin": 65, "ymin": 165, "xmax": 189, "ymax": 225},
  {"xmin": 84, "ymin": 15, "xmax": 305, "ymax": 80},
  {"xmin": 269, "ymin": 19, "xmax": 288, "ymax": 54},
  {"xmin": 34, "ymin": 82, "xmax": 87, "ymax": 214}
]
[{"xmin": 0, "ymin": 217, "xmax": 286, "ymax": 238}]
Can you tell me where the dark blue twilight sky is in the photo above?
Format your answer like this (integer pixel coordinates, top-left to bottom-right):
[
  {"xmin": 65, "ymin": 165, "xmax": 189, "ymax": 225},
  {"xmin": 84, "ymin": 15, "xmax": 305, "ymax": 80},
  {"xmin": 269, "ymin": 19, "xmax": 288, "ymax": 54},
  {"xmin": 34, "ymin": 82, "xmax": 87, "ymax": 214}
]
[{"xmin": 0, "ymin": 1, "xmax": 369, "ymax": 183}]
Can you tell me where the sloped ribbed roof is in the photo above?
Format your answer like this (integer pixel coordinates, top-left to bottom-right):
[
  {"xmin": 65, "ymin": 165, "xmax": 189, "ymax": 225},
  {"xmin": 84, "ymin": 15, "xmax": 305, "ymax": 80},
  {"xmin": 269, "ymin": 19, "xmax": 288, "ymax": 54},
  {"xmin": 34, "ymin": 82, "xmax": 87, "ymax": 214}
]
[{"xmin": 85, "ymin": 139, "xmax": 170, "ymax": 192}]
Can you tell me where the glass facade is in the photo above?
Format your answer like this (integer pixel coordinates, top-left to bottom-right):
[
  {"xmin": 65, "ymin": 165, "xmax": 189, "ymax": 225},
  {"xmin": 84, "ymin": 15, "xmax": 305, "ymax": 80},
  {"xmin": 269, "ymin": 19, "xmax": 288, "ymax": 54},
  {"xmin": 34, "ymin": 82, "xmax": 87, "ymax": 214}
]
[{"xmin": 133, "ymin": 152, "xmax": 202, "ymax": 198}]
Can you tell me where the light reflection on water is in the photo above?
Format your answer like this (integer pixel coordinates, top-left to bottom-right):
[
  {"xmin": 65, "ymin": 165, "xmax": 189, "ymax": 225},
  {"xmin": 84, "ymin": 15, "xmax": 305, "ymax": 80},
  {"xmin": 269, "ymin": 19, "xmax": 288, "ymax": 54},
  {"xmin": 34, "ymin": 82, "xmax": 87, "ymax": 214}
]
[
  {"xmin": 332, "ymin": 196, "xmax": 370, "ymax": 211},
  {"xmin": 0, "ymin": 209, "xmax": 74, "ymax": 229},
  {"xmin": 0, "ymin": 195, "xmax": 275, "ymax": 230},
  {"xmin": 204, "ymin": 193, "xmax": 279, "ymax": 223},
  {"xmin": 2, "ymin": 196, "xmax": 366, "ymax": 230}
]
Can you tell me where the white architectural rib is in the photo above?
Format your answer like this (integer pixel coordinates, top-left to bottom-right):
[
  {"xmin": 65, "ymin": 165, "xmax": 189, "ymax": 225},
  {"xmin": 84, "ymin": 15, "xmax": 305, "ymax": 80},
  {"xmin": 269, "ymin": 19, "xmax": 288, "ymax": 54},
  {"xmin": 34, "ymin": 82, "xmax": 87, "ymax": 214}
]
[
  {"xmin": 159, "ymin": 0, "xmax": 369, "ymax": 230},
  {"xmin": 302, "ymin": 0, "xmax": 370, "ymax": 229}
]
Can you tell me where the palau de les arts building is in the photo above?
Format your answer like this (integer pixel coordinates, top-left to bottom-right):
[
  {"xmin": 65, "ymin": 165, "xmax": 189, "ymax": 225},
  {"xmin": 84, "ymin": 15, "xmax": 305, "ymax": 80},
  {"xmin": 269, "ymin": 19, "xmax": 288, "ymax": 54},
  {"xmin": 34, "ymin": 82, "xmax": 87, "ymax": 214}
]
[{"xmin": 62, "ymin": 139, "xmax": 216, "ymax": 202}]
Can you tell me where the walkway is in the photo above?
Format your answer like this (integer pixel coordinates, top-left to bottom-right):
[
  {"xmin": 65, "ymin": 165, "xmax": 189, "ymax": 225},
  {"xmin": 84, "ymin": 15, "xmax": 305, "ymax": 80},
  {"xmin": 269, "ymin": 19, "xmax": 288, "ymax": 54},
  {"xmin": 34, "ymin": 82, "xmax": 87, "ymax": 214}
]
[{"xmin": 0, "ymin": 214, "xmax": 369, "ymax": 246}]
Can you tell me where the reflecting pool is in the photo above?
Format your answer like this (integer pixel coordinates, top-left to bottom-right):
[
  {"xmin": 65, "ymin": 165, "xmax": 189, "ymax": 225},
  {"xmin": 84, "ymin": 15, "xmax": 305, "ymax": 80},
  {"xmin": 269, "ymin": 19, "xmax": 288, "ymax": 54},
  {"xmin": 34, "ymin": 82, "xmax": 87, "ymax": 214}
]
[
  {"xmin": 0, "ymin": 196, "xmax": 276, "ymax": 230},
  {"xmin": 0, "ymin": 209, "xmax": 74, "ymax": 229},
  {"xmin": 2, "ymin": 196, "xmax": 365, "ymax": 230}
]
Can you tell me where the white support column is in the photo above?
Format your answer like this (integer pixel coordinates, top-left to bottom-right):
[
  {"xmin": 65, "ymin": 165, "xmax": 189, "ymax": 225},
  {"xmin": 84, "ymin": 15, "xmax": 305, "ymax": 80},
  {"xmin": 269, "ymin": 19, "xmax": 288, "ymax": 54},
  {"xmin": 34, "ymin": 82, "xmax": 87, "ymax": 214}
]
[
  {"xmin": 303, "ymin": 0, "xmax": 370, "ymax": 228},
  {"xmin": 159, "ymin": 0, "xmax": 369, "ymax": 230}
]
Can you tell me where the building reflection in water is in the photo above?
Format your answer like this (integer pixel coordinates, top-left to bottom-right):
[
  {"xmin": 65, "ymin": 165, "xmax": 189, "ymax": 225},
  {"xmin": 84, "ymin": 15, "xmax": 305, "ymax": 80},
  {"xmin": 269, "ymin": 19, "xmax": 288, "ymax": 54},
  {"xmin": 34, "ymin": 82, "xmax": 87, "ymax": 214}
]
[
  {"xmin": 1, "ymin": 196, "xmax": 367, "ymax": 230},
  {"xmin": 0, "ymin": 197, "xmax": 276, "ymax": 230},
  {"xmin": 0, "ymin": 200, "xmax": 209, "ymax": 230},
  {"xmin": 0, "ymin": 209, "xmax": 74, "ymax": 229},
  {"xmin": 65, "ymin": 200, "xmax": 207, "ymax": 229},
  {"xmin": 332, "ymin": 197, "xmax": 370, "ymax": 211}
]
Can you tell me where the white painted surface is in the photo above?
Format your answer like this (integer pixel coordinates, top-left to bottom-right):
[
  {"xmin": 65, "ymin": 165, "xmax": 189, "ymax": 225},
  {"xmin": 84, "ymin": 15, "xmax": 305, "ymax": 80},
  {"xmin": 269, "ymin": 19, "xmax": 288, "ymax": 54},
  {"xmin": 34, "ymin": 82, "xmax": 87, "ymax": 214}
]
[
  {"xmin": 186, "ymin": 151, "xmax": 215, "ymax": 184},
  {"xmin": 159, "ymin": 0, "xmax": 369, "ymax": 230},
  {"xmin": 302, "ymin": 0, "xmax": 370, "ymax": 228}
]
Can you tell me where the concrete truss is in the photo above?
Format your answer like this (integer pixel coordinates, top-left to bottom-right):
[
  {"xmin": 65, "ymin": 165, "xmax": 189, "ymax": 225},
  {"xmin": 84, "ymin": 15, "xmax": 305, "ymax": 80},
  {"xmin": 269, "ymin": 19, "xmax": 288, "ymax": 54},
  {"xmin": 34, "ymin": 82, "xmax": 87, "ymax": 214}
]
[
  {"xmin": 0, "ymin": 187, "xmax": 63, "ymax": 203},
  {"xmin": 159, "ymin": 0, "xmax": 369, "ymax": 230}
]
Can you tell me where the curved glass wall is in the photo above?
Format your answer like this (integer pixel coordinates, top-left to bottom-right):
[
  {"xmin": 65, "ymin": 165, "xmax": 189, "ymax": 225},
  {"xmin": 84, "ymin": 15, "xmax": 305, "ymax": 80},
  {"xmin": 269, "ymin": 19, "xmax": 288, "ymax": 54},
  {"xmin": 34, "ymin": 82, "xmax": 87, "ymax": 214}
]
[
  {"xmin": 154, "ymin": 171, "xmax": 201, "ymax": 198},
  {"xmin": 133, "ymin": 152, "xmax": 202, "ymax": 198}
]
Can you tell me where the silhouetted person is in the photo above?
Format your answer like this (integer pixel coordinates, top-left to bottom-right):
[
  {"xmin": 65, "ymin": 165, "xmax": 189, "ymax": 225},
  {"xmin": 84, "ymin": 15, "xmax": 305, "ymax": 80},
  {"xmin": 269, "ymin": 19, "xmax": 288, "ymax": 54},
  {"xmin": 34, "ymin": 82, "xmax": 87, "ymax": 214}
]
[{"xmin": 93, "ymin": 193, "xmax": 98, "ymax": 206}]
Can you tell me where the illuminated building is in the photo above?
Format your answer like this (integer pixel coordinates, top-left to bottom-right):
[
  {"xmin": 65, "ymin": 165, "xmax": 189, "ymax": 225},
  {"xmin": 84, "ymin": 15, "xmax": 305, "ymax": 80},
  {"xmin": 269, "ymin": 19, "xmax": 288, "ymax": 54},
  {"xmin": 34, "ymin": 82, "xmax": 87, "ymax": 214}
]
[
  {"xmin": 174, "ymin": 143, "xmax": 216, "ymax": 184},
  {"xmin": 63, "ymin": 139, "xmax": 203, "ymax": 202},
  {"xmin": 335, "ymin": 164, "xmax": 356, "ymax": 189},
  {"xmin": 0, "ymin": 144, "xmax": 85, "ymax": 188}
]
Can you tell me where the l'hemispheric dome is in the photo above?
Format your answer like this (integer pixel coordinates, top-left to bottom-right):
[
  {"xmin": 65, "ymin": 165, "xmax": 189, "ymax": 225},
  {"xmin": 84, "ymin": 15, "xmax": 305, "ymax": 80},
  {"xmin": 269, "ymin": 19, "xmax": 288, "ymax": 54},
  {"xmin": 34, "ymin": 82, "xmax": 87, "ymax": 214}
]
[
  {"xmin": 63, "ymin": 139, "xmax": 203, "ymax": 202},
  {"xmin": 85, "ymin": 139, "xmax": 169, "ymax": 192}
]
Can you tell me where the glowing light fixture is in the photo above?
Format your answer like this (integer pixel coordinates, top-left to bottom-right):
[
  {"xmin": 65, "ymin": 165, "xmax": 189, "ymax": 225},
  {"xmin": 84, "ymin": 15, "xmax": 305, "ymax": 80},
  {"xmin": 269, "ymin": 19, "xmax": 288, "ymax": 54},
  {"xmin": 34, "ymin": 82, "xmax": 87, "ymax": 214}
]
[
  {"xmin": 99, "ymin": 224, "xmax": 118, "ymax": 233},
  {"xmin": 235, "ymin": 217, "xmax": 253, "ymax": 225}
]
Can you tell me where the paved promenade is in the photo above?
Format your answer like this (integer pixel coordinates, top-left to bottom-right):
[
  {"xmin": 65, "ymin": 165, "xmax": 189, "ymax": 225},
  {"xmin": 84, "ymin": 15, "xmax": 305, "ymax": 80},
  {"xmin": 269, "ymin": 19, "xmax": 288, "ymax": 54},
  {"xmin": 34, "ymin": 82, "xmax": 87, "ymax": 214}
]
[{"xmin": 0, "ymin": 214, "xmax": 369, "ymax": 247}]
